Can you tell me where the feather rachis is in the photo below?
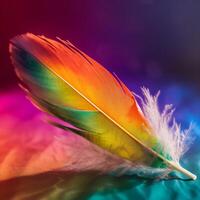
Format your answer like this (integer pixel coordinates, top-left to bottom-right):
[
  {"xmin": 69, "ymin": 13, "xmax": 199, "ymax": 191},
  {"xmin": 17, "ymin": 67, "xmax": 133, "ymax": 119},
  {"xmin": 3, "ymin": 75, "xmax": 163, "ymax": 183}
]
[{"xmin": 10, "ymin": 33, "xmax": 196, "ymax": 179}]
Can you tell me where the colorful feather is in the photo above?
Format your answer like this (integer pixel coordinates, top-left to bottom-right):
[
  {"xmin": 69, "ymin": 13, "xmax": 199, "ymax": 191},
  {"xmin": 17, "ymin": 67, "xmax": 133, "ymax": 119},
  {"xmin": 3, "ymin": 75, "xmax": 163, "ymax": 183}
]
[{"xmin": 9, "ymin": 33, "xmax": 196, "ymax": 180}]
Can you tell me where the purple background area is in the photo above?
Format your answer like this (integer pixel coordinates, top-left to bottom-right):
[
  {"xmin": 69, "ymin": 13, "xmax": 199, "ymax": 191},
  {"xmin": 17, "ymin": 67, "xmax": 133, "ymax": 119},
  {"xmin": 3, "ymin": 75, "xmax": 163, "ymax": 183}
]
[{"xmin": 1, "ymin": 0, "xmax": 200, "ymax": 91}]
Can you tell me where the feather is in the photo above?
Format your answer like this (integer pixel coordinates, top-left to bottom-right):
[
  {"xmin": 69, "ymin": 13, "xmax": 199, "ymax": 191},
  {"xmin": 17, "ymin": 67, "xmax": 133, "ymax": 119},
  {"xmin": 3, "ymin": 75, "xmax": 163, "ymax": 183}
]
[{"xmin": 9, "ymin": 33, "xmax": 196, "ymax": 180}]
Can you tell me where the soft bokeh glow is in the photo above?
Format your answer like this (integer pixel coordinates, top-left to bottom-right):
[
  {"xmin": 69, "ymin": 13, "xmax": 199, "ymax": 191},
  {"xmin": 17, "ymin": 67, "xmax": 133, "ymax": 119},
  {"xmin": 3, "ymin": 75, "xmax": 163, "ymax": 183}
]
[{"xmin": 1, "ymin": 1, "xmax": 200, "ymax": 199}]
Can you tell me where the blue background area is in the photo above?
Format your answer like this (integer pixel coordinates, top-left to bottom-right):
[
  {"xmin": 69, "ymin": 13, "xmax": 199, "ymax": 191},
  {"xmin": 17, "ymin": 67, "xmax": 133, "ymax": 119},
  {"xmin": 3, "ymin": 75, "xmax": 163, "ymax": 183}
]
[{"xmin": 1, "ymin": 1, "xmax": 200, "ymax": 199}]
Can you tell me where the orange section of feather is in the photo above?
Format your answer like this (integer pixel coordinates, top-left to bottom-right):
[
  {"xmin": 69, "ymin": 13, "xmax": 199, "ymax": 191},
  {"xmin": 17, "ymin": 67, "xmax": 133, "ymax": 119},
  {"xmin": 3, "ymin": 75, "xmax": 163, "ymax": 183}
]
[{"xmin": 11, "ymin": 33, "xmax": 154, "ymax": 147}]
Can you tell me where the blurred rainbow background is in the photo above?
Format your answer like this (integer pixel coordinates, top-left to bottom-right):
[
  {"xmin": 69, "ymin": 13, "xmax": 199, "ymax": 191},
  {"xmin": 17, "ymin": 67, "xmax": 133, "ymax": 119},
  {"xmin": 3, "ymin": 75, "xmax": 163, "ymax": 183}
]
[{"xmin": 0, "ymin": 1, "xmax": 200, "ymax": 199}]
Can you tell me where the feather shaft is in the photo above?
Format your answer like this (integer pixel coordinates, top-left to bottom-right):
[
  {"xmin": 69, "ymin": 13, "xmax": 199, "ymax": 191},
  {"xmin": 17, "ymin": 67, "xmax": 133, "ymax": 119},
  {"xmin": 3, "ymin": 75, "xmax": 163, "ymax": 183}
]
[{"xmin": 9, "ymin": 33, "xmax": 196, "ymax": 180}]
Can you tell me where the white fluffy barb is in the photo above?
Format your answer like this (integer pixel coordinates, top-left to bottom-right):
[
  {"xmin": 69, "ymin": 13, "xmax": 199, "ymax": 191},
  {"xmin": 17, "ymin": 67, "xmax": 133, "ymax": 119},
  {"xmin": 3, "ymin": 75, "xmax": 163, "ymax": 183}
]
[{"xmin": 139, "ymin": 88, "xmax": 193, "ymax": 163}]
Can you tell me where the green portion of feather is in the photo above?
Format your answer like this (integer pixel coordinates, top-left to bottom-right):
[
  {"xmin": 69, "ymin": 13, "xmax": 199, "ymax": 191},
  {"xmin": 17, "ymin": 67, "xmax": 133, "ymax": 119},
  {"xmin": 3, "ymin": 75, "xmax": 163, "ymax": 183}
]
[
  {"xmin": 30, "ymin": 95, "xmax": 102, "ymax": 133},
  {"xmin": 12, "ymin": 45, "xmax": 95, "ymax": 110}
]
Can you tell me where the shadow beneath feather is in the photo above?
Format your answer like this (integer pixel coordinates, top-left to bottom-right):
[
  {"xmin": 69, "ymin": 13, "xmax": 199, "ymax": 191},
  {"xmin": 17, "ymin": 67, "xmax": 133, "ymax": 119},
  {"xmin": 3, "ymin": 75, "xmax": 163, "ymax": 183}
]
[
  {"xmin": 0, "ymin": 170, "xmax": 191, "ymax": 200},
  {"xmin": 0, "ymin": 171, "xmax": 150, "ymax": 200}
]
